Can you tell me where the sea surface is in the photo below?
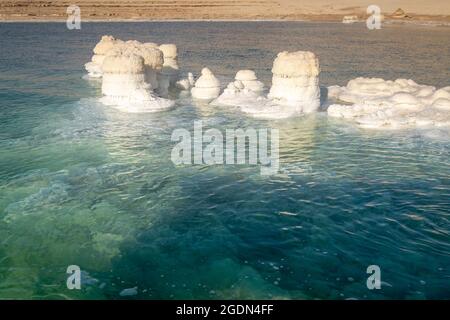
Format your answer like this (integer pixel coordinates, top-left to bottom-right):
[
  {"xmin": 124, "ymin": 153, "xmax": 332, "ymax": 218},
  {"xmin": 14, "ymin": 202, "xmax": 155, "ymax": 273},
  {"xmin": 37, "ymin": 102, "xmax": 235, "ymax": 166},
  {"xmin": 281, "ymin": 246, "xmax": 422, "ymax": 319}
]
[{"xmin": 0, "ymin": 22, "xmax": 449, "ymax": 299}]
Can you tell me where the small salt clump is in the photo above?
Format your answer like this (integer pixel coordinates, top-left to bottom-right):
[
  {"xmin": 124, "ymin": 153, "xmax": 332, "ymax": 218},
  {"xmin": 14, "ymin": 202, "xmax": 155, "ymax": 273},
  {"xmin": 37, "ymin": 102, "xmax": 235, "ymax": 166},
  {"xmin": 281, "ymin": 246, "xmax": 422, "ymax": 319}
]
[
  {"xmin": 191, "ymin": 68, "xmax": 221, "ymax": 100},
  {"xmin": 214, "ymin": 70, "xmax": 264, "ymax": 106}
]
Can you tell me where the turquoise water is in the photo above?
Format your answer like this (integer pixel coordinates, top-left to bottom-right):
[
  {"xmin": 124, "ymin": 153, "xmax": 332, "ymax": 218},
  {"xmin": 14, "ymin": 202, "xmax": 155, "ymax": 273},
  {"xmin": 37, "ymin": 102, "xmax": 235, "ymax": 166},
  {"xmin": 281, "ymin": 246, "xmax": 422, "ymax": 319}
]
[{"xmin": 0, "ymin": 22, "xmax": 449, "ymax": 299}]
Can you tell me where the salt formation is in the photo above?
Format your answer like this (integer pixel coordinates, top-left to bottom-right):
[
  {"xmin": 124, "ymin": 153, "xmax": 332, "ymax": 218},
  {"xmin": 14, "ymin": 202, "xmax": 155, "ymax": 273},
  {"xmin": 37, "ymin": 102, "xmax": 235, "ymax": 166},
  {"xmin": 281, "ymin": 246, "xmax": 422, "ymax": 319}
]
[
  {"xmin": 85, "ymin": 35, "xmax": 121, "ymax": 78},
  {"xmin": 235, "ymin": 70, "xmax": 265, "ymax": 93},
  {"xmin": 237, "ymin": 51, "xmax": 320, "ymax": 118},
  {"xmin": 99, "ymin": 50, "xmax": 174, "ymax": 113},
  {"xmin": 84, "ymin": 35, "xmax": 188, "ymax": 112},
  {"xmin": 157, "ymin": 44, "xmax": 180, "ymax": 97},
  {"xmin": 327, "ymin": 78, "xmax": 450, "ymax": 129},
  {"xmin": 104, "ymin": 40, "xmax": 164, "ymax": 91},
  {"xmin": 342, "ymin": 15, "xmax": 359, "ymax": 24},
  {"xmin": 212, "ymin": 51, "xmax": 321, "ymax": 119},
  {"xmin": 191, "ymin": 68, "xmax": 221, "ymax": 100},
  {"xmin": 214, "ymin": 70, "xmax": 264, "ymax": 106},
  {"xmin": 268, "ymin": 51, "xmax": 320, "ymax": 112}
]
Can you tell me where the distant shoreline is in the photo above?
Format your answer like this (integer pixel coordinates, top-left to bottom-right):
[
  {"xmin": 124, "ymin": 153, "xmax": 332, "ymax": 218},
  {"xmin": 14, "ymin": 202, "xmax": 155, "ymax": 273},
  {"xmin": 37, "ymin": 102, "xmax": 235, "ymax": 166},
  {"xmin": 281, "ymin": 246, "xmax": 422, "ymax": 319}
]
[
  {"xmin": 1, "ymin": 0, "xmax": 450, "ymax": 25},
  {"xmin": 1, "ymin": 18, "xmax": 449, "ymax": 27},
  {"xmin": 1, "ymin": 15, "xmax": 450, "ymax": 25}
]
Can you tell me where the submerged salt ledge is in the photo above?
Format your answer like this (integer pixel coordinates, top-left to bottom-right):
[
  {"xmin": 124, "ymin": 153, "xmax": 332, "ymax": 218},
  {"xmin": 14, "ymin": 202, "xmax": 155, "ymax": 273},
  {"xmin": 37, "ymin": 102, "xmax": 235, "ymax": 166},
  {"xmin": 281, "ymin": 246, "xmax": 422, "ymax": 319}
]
[{"xmin": 327, "ymin": 78, "xmax": 450, "ymax": 129}]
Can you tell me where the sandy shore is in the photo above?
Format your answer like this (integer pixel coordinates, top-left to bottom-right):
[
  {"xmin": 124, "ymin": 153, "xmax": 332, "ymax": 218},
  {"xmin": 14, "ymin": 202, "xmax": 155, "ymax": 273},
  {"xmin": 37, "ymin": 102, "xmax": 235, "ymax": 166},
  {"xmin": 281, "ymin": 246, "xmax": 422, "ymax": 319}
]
[{"xmin": 1, "ymin": 0, "xmax": 450, "ymax": 23}]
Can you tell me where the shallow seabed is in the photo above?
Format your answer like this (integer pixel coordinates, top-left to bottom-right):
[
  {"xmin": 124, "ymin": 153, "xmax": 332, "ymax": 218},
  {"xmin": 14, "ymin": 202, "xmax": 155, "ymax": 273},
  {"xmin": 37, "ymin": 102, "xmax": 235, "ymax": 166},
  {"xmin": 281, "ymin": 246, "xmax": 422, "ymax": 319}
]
[{"xmin": 0, "ymin": 22, "xmax": 449, "ymax": 299}]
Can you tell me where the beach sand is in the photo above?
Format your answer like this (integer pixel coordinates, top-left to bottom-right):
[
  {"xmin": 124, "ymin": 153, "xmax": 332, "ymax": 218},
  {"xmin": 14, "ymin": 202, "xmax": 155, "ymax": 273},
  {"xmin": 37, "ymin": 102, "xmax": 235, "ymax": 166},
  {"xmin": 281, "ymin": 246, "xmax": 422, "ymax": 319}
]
[{"xmin": 1, "ymin": 0, "xmax": 450, "ymax": 23}]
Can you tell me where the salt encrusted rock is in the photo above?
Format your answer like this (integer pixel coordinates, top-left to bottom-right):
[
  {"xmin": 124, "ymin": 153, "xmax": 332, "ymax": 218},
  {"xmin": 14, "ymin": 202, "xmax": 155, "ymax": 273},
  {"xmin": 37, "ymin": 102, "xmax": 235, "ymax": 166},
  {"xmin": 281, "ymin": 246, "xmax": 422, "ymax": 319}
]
[{"xmin": 191, "ymin": 68, "xmax": 221, "ymax": 100}]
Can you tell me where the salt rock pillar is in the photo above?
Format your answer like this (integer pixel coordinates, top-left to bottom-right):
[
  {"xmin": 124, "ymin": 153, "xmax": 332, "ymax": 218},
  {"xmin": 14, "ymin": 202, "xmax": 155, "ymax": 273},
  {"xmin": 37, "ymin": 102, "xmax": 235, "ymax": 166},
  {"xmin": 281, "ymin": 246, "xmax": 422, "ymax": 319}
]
[
  {"xmin": 139, "ymin": 43, "xmax": 164, "ymax": 91},
  {"xmin": 101, "ymin": 53, "xmax": 150, "ymax": 104},
  {"xmin": 157, "ymin": 44, "xmax": 180, "ymax": 97},
  {"xmin": 268, "ymin": 51, "xmax": 320, "ymax": 113},
  {"xmin": 103, "ymin": 41, "xmax": 164, "ymax": 91}
]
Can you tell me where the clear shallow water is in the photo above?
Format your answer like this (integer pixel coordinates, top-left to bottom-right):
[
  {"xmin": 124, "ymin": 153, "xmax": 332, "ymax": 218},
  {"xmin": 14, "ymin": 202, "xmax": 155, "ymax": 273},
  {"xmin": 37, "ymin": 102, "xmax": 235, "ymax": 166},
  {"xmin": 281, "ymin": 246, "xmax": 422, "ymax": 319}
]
[{"xmin": 0, "ymin": 22, "xmax": 449, "ymax": 299}]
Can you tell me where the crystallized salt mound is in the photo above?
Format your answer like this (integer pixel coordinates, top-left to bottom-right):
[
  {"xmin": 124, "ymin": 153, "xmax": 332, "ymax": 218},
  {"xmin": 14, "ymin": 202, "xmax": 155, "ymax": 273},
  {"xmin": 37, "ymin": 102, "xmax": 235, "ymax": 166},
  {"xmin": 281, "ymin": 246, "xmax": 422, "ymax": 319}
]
[
  {"xmin": 213, "ymin": 70, "xmax": 264, "ymax": 106},
  {"xmin": 327, "ymin": 78, "xmax": 450, "ymax": 129},
  {"xmin": 102, "ymin": 53, "xmax": 146, "ymax": 75},
  {"xmin": 268, "ymin": 51, "xmax": 320, "ymax": 112},
  {"xmin": 234, "ymin": 51, "xmax": 320, "ymax": 119},
  {"xmin": 105, "ymin": 40, "xmax": 164, "ymax": 90},
  {"xmin": 85, "ymin": 36, "xmax": 186, "ymax": 112},
  {"xmin": 271, "ymin": 51, "xmax": 319, "ymax": 78},
  {"xmin": 85, "ymin": 35, "xmax": 123, "ymax": 78},
  {"xmin": 191, "ymin": 68, "xmax": 221, "ymax": 100},
  {"xmin": 85, "ymin": 36, "xmax": 191, "ymax": 100},
  {"xmin": 211, "ymin": 52, "xmax": 321, "ymax": 119},
  {"xmin": 93, "ymin": 35, "xmax": 118, "ymax": 55},
  {"xmin": 235, "ymin": 70, "xmax": 257, "ymax": 81},
  {"xmin": 106, "ymin": 41, "xmax": 164, "ymax": 71},
  {"xmin": 85, "ymin": 36, "xmax": 164, "ymax": 80},
  {"xmin": 234, "ymin": 70, "xmax": 264, "ymax": 93},
  {"xmin": 100, "ymin": 53, "xmax": 174, "ymax": 113}
]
